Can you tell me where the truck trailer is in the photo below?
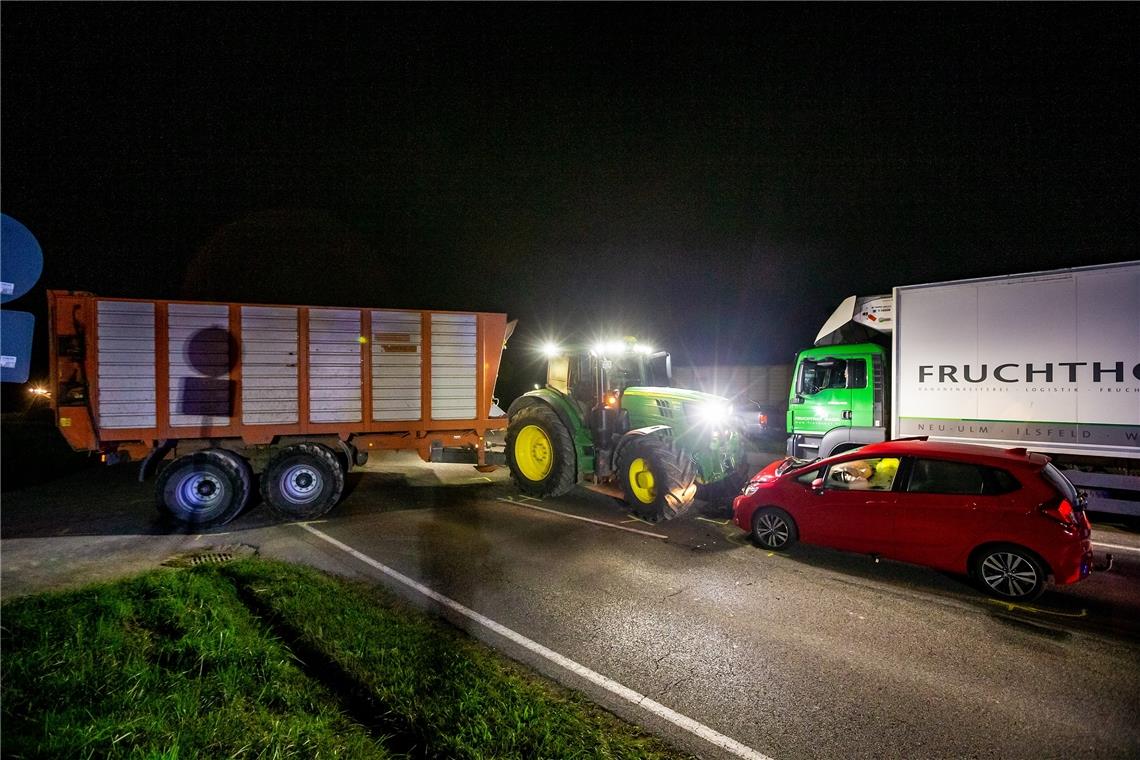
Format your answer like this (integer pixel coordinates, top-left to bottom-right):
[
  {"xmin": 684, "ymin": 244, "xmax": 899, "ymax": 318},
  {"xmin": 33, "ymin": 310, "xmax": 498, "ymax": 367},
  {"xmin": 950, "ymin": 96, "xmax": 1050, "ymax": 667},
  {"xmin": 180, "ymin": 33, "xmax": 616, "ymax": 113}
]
[
  {"xmin": 48, "ymin": 291, "xmax": 512, "ymax": 527},
  {"xmin": 784, "ymin": 262, "xmax": 1140, "ymax": 515}
]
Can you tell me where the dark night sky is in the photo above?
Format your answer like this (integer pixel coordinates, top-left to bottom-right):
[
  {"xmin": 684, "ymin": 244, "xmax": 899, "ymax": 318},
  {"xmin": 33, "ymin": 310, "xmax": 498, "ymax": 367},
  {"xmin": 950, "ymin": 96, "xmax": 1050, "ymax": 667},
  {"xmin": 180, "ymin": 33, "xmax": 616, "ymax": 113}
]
[{"xmin": 2, "ymin": 4, "xmax": 1137, "ymax": 402}]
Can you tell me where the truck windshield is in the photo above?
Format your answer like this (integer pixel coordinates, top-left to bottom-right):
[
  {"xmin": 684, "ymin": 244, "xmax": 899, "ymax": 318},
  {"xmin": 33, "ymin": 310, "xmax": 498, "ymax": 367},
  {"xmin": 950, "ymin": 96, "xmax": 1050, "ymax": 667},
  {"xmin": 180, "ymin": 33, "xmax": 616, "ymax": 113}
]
[{"xmin": 799, "ymin": 358, "xmax": 848, "ymax": 395}]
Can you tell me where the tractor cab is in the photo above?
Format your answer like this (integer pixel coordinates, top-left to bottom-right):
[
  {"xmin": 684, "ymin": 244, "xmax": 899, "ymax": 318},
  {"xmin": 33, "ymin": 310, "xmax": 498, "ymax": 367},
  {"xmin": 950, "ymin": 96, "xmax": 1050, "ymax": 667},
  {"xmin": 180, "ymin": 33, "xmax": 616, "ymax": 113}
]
[{"xmin": 545, "ymin": 340, "xmax": 671, "ymax": 446}]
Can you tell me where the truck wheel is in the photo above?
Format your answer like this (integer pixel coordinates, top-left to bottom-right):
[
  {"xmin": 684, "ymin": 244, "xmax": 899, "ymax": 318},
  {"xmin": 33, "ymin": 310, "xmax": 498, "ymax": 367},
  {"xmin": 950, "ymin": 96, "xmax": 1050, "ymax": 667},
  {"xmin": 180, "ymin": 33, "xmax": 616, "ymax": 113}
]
[
  {"xmin": 617, "ymin": 436, "xmax": 697, "ymax": 522},
  {"xmin": 261, "ymin": 443, "xmax": 345, "ymax": 520},
  {"xmin": 506, "ymin": 404, "xmax": 577, "ymax": 497},
  {"xmin": 156, "ymin": 451, "xmax": 248, "ymax": 527}
]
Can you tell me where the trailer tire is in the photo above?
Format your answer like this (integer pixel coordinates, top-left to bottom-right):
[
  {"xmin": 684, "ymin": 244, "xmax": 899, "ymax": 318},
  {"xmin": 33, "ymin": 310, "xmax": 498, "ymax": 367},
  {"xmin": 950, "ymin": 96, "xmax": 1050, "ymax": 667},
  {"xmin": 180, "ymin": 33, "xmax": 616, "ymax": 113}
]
[
  {"xmin": 617, "ymin": 436, "xmax": 697, "ymax": 522},
  {"xmin": 261, "ymin": 443, "xmax": 345, "ymax": 520},
  {"xmin": 507, "ymin": 404, "xmax": 577, "ymax": 498},
  {"xmin": 205, "ymin": 448, "xmax": 254, "ymax": 514},
  {"xmin": 156, "ymin": 451, "xmax": 248, "ymax": 527}
]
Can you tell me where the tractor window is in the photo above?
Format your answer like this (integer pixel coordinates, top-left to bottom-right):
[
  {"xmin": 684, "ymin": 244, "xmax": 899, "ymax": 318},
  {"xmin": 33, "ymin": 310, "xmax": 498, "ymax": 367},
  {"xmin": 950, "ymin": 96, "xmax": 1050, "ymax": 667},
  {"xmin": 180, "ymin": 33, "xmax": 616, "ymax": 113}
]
[
  {"xmin": 799, "ymin": 358, "xmax": 848, "ymax": 396},
  {"xmin": 609, "ymin": 355, "xmax": 648, "ymax": 391},
  {"xmin": 547, "ymin": 354, "xmax": 570, "ymax": 395},
  {"xmin": 646, "ymin": 352, "xmax": 671, "ymax": 386}
]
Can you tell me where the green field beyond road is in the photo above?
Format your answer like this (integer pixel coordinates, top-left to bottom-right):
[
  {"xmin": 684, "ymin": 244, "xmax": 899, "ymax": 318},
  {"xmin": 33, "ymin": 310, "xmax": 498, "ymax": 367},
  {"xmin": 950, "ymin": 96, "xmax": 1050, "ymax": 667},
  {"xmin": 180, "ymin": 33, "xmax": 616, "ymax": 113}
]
[{"xmin": 2, "ymin": 559, "xmax": 689, "ymax": 759}]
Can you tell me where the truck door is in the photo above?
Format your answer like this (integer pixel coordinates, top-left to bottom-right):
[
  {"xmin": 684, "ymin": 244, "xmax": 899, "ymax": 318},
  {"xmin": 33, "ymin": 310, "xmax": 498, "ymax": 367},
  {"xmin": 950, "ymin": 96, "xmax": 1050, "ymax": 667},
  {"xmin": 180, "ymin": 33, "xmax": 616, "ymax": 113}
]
[{"xmin": 791, "ymin": 356, "xmax": 853, "ymax": 435}]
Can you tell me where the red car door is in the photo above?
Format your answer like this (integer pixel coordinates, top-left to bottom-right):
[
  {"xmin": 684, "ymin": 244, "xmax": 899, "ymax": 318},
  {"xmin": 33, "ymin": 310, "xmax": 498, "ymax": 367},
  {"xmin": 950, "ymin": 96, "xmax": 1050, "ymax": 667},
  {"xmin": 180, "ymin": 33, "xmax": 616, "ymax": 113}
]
[
  {"xmin": 806, "ymin": 456, "xmax": 903, "ymax": 554},
  {"xmin": 890, "ymin": 458, "xmax": 1006, "ymax": 569}
]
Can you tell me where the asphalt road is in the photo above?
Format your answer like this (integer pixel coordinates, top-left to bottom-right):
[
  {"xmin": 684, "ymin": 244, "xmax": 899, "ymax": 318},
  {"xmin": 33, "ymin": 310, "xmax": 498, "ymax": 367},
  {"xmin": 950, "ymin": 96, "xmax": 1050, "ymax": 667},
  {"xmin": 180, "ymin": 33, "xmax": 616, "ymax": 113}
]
[{"xmin": 3, "ymin": 453, "xmax": 1140, "ymax": 759}]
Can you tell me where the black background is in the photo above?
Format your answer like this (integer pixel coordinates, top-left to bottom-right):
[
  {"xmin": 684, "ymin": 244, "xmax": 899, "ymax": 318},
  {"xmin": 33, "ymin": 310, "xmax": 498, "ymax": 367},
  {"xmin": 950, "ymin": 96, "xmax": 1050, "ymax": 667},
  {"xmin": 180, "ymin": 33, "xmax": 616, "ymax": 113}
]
[{"xmin": 3, "ymin": 4, "xmax": 1136, "ymax": 405}]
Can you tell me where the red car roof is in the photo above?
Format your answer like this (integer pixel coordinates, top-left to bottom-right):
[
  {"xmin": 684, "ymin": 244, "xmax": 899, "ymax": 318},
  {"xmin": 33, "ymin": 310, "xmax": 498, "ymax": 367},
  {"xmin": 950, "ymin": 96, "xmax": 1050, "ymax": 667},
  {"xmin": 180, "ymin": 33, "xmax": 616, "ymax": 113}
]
[{"xmin": 850, "ymin": 439, "xmax": 1049, "ymax": 468}]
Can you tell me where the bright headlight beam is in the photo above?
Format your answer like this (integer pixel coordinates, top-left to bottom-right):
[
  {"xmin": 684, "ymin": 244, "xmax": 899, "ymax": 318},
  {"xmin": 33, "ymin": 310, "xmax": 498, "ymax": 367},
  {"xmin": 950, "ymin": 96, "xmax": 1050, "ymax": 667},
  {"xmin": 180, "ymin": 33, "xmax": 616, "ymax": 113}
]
[{"xmin": 696, "ymin": 401, "xmax": 732, "ymax": 426}]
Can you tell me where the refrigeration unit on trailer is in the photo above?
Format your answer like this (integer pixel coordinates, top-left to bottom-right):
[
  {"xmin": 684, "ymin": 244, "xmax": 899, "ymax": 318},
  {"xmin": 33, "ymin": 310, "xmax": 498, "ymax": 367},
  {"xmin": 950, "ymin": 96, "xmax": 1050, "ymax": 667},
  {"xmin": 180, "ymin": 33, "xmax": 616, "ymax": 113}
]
[{"xmin": 48, "ymin": 291, "xmax": 513, "ymax": 527}]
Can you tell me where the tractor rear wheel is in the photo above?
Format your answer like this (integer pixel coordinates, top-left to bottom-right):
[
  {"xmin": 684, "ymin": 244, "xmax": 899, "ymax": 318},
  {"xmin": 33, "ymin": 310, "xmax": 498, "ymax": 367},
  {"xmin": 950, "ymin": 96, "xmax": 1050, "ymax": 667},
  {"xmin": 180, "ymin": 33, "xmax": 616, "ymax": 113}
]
[
  {"xmin": 506, "ymin": 404, "xmax": 577, "ymax": 498},
  {"xmin": 617, "ymin": 436, "xmax": 697, "ymax": 522}
]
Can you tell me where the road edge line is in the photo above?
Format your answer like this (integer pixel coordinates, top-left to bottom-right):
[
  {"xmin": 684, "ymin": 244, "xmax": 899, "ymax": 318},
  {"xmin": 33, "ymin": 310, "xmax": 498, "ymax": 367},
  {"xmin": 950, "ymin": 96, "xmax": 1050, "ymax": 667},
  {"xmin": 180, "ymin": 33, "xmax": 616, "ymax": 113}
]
[{"xmin": 296, "ymin": 522, "xmax": 774, "ymax": 760}]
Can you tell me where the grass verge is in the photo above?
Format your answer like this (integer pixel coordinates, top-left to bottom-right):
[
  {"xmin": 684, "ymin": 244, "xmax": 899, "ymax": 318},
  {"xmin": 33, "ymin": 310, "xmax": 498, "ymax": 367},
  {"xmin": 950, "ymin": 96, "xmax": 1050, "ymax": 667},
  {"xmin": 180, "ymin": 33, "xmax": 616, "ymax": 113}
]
[{"xmin": 2, "ymin": 558, "xmax": 691, "ymax": 759}]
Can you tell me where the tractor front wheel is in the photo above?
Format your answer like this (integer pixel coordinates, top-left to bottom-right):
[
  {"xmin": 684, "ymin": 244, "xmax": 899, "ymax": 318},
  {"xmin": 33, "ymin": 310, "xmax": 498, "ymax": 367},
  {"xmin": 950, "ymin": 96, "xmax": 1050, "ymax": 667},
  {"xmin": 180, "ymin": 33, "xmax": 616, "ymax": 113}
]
[
  {"xmin": 617, "ymin": 436, "xmax": 697, "ymax": 522},
  {"xmin": 506, "ymin": 404, "xmax": 577, "ymax": 498}
]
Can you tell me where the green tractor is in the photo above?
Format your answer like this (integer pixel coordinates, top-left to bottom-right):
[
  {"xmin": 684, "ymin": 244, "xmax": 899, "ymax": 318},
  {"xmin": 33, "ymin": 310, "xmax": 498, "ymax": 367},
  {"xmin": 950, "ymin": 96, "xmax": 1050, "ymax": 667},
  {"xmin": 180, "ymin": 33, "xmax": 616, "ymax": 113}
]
[{"xmin": 505, "ymin": 338, "xmax": 747, "ymax": 521}]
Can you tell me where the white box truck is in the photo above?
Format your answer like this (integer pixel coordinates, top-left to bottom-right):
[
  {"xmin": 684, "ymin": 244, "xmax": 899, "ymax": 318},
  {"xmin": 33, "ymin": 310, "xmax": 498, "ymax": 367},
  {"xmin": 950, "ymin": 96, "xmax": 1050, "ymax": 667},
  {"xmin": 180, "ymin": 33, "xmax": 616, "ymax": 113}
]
[{"xmin": 785, "ymin": 261, "xmax": 1140, "ymax": 515}]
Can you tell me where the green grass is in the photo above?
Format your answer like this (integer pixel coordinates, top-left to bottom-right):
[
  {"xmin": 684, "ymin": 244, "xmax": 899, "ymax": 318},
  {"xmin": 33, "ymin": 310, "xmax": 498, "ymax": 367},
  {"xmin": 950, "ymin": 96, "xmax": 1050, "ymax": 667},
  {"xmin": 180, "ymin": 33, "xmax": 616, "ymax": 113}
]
[{"xmin": 2, "ymin": 559, "xmax": 691, "ymax": 759}]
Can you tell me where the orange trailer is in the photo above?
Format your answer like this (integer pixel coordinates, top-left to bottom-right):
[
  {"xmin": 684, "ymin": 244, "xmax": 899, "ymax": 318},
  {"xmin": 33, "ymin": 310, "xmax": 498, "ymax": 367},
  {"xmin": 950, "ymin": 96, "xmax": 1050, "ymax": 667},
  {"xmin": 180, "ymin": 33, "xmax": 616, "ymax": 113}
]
[{"xmin": 48, "ymin": 291, "xmax": 513, "ymax": 526}]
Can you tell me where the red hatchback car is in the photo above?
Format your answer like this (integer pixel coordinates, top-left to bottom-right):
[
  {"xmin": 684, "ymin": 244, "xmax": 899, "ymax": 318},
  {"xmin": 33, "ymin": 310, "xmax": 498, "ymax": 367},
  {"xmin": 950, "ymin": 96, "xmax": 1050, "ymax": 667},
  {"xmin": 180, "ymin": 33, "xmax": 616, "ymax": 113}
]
[{"xmin": 732, "ymin": 440, "xmax": 1092, "ymax": 601}]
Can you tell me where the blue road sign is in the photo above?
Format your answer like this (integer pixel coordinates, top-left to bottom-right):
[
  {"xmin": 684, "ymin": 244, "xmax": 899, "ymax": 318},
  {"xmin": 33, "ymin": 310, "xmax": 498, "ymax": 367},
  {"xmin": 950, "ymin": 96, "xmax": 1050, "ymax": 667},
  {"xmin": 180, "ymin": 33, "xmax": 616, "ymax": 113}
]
[
  {"xmin": 1, "ymin": 309, "xmax": 35, "ymax": 383},
  {"xmin": 1, "ymin": 214, "xmax": 45, "ymax": 304}
]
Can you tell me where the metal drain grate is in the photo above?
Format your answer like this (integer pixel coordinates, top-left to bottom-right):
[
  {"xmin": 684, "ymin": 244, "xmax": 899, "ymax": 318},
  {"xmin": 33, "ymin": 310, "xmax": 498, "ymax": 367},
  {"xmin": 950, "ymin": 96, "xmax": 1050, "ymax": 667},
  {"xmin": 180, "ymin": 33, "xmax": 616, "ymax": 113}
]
[
  {"xmin": 162, "ymin": 544, "xmax": 257, "ymax": 568},
  {"xmin": 187, "ymin": 552, "xmax": 234, "ymax": 565}
]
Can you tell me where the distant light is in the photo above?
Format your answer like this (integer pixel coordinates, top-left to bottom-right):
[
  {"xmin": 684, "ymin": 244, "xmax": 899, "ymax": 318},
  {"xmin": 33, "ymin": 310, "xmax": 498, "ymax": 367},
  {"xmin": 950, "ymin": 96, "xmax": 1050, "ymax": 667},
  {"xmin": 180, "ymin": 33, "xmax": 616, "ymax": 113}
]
[
  {"xmin": 358, "ymin": 336, "xmax": 368, "ymax": 344},
  {"xmin": 29, "ymin": 386, "xmax": 49, "ymax": 396},
  {"xmin": 541, "ymin": 341, "xmax": 562, "ymax": 358}
]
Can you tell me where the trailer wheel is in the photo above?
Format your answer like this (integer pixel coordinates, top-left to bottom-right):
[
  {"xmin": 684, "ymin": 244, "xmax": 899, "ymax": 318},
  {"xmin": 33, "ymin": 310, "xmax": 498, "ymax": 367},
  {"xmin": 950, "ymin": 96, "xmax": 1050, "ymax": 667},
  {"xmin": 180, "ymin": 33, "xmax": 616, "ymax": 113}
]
[
  {"xmin": 617, "ymin": 436, "xmax": 697, "ymax": 522},
  {"xmin": 156, "ymin": 451, "xmax": 248, "ymax": 527},
  {"xmin": 261, "ymin": 443, "xmax": 346, "ymax": 520},
  {"xmin": 205, "ymin": 448, "xmax": 254, "ymax": 514},
  {"xmin": 506, "ymin": 404, "xmax": 576, "ymax": 498}
]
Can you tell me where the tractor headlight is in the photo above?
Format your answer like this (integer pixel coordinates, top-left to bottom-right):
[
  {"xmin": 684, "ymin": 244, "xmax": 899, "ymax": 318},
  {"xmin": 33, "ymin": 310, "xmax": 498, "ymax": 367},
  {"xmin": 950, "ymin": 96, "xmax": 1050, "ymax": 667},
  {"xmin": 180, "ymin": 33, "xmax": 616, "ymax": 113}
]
[{"xmin": 694, "ymin": 401, "xmax": 732, "ymax": 427}]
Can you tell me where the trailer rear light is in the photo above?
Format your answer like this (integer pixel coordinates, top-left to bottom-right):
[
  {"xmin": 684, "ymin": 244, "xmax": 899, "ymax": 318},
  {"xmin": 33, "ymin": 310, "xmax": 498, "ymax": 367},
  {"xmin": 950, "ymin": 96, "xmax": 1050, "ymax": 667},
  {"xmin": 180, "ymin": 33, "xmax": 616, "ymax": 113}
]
[{"xmin": 758, "ymin": 413, "xmax": 768, "ymax": 427}]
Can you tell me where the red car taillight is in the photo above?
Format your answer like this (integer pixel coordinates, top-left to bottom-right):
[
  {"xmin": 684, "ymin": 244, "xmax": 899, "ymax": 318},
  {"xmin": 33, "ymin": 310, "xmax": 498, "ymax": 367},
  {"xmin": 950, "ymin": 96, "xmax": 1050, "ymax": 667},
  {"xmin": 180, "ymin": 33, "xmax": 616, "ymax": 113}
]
[{"xmin": 1039, "ymin": 498, "xmax": 1076, "ymax": 528}]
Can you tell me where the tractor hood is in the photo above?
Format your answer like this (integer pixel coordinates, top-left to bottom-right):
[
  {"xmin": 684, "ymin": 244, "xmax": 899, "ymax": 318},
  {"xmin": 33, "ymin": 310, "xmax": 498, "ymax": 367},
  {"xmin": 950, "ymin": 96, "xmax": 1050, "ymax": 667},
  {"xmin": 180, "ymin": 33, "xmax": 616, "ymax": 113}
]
[
  {"xmin": 621, "ymin": 387, "xmax": 736, "ymax": 428},
  {"xmin": 622, "ymin": 387, "xmax": 729, "ymax": 406}
]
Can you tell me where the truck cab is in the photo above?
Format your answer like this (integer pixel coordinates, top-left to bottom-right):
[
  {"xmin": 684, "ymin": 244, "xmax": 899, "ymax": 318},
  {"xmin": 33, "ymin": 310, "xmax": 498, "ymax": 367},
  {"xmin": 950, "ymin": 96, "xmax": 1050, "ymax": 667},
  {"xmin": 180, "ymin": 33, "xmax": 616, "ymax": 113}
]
[{"xmin": 787, "ymin": 342, "xmax": 888, "ymax": 459}]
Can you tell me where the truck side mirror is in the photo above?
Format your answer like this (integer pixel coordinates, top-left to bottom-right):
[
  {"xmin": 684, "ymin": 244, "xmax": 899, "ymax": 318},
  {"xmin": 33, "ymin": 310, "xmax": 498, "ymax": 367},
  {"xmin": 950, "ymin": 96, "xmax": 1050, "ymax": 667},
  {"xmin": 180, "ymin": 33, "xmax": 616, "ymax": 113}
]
[{"xmin": 792, "ymin": 395, "xmax": 804, "ymax": 405}]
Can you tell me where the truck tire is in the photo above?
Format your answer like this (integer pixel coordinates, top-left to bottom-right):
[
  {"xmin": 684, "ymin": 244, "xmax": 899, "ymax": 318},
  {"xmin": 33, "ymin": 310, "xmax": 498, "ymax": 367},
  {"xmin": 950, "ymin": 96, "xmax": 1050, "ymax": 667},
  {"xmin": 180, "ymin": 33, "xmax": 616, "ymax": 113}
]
[
  {"xmin": 617, "ymin": 436, "xmax": 697, "ymax": 522},
  {"xmin": 260, "ymin": 443, "xmax": 346, "ymax": 520},
  {"xmin": 156, "ymin": 451, "xmax": 248, "ymax": 527},
  {"xmin": 506, "ymin": 404, "xmax": 577, "ymax": 498}
]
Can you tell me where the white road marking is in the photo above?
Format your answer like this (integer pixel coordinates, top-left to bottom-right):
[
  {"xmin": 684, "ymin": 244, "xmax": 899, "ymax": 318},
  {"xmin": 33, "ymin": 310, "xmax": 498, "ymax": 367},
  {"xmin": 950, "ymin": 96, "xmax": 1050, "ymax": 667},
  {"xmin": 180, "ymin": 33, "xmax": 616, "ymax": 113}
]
[
  {"xmin": 496, "ymin": 497, "xmax": 669, "ymax": 540},
  {"xmin": 297, "ymin": 522, "xmax": 775, "ymax": 760},
  {"xmin": 1092, "ymin": 541, "xmax": 1140, "ymax": 555}
]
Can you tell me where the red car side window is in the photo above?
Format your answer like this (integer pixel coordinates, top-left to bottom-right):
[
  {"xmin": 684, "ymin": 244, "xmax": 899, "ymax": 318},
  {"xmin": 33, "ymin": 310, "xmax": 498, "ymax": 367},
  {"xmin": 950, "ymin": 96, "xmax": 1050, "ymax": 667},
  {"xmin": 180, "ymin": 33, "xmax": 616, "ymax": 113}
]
[{"xmin": 823, "ymin": 457, "xmax": 901, "ymax": 491}]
